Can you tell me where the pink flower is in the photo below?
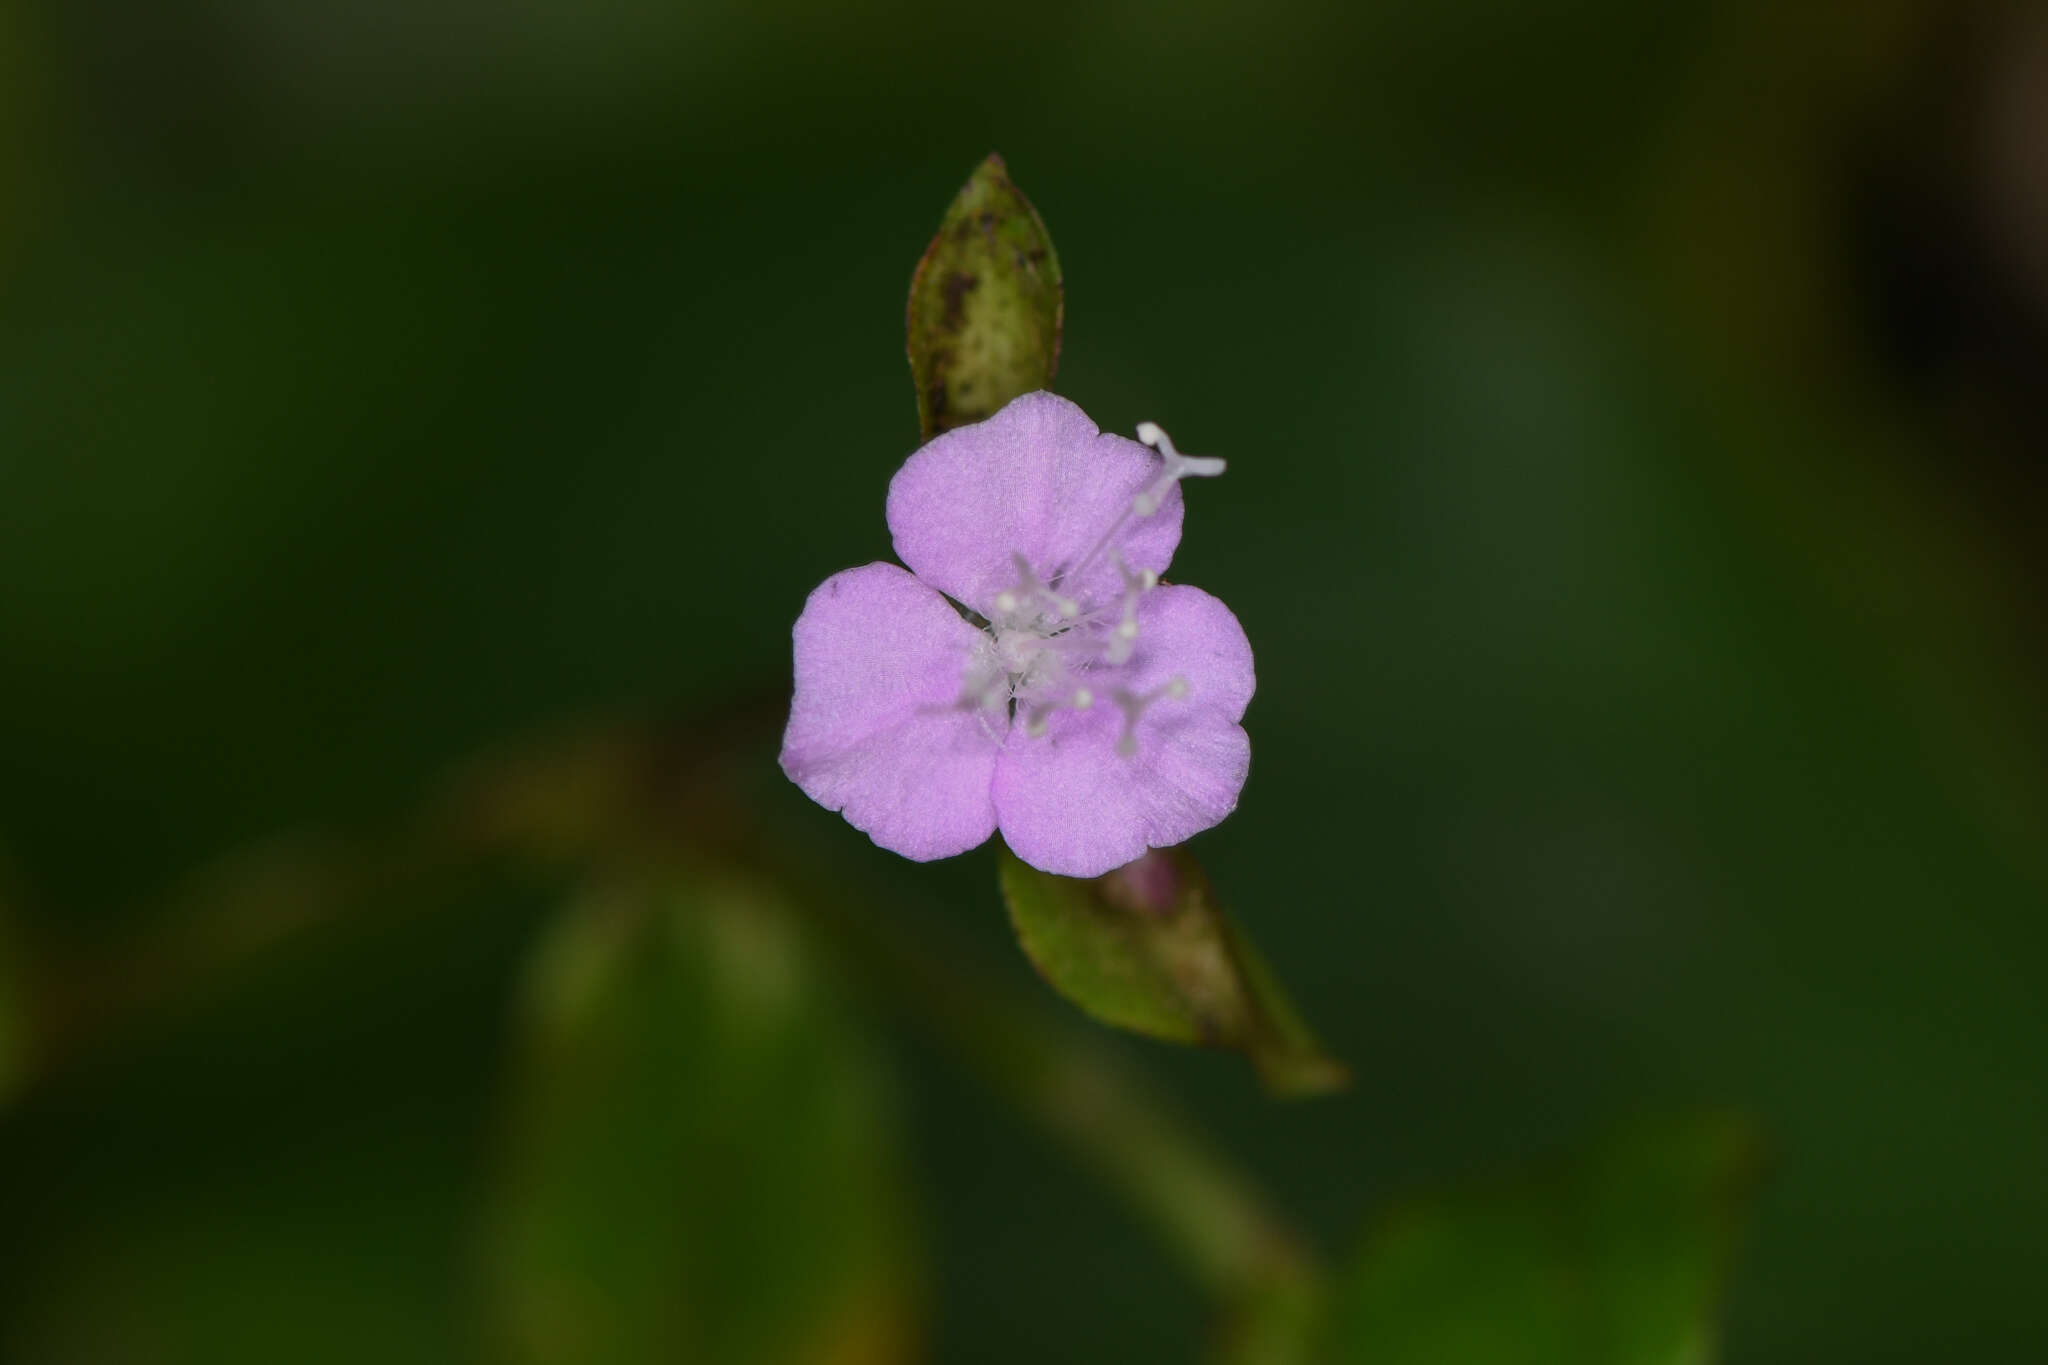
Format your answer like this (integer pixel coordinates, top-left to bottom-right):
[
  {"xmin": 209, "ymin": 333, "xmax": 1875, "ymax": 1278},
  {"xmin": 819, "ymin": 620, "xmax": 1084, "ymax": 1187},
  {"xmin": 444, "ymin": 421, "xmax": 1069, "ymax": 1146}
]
[{"xmin": 779, "ymin": 392, "xmax": 1253, "ymax": 878}]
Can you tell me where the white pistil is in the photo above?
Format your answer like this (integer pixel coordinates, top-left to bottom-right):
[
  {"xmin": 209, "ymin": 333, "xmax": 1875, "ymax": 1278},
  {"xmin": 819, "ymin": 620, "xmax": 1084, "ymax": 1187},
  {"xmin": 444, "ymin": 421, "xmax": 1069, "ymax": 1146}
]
[
  {"xmin": 1132, "ymin": 421, "xmax": 1226, "ymax": 517},
  {"xmin": 1060, "ymin": 419, "xmax": 1226, "ymax": 590}
]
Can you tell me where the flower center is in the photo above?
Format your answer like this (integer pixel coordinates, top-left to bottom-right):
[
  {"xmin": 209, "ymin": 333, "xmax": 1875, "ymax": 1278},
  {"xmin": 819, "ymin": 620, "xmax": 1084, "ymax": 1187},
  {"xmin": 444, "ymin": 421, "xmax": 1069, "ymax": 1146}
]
[{"xmin": 956, "ymin": 420, "xmax": 1224, "ymax": 753}]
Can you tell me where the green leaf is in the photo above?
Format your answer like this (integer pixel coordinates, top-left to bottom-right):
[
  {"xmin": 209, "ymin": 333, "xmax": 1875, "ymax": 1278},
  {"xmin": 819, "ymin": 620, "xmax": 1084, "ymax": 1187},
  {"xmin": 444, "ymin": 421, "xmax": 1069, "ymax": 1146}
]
[
  {"xmin": 1326, "ymin": 1113, "xmax": 1764, "ymax": 1365},
  {"xmin": 479, "ymin": 870, "xmax": 921, "ymax": 1365},
  {"xmin": 997, "ymin": 844, "xmax": 1347, "ymax": 1096},
  {"xmin": 906, "ymin": 153, "xmax": 1063, "ymax": 440}
]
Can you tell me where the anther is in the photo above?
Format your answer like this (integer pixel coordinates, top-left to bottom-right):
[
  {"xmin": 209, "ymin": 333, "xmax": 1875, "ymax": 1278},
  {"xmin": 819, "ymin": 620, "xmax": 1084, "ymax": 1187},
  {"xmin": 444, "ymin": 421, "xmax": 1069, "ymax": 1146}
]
[
  {"xmin": 1107, "ymin": 613, "xmax": 1140, "ymax": 665},
  {"xmin": 1002, "ymin": 552, "xmax": 1080, "ymax": 624},
  {"xmin": 1108, "ymin": 676, "xmax": 1190, "ymax": 758},
  {"xmin": 1106, "ymin": 554, "xmax": 1154, "ymax": 665}
]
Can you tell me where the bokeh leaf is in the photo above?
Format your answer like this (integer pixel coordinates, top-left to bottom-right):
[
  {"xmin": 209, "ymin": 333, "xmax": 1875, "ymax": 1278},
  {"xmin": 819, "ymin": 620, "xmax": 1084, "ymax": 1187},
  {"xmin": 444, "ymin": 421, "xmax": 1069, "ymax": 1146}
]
[
  {"xmin": 0, "ymin": 873, "xmax": 566, "ymax": 1365},
  {"xmin": 0, "ymin": 864, "xmax": 23, "ymax": 1107},
  {"xmin": 998, "ymin": 845, "xmax": 1346, "ymax": 1096},
  {"xmin": 907, "ymin": 153, "xmax": 1063, "ymax": 440},
  {"xmin": 1326, "ymin": 1114, "xmax": 1764, "ymax": 1365},
  {"xmin": 480, "ymin": 870, "xmax": 920, "ymax": 1365}
]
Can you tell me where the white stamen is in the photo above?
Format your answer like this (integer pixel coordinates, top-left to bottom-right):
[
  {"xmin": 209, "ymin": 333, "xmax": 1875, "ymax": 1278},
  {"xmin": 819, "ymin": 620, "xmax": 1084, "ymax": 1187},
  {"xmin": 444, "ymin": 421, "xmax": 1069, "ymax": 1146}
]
[
  {"xmin": 961, "ymin": 422, "xmax": 1222, "ymax": 749},
  {"xmin": 1107, "ymin": 675, "xmax": 1190, "ymax": 758},
  {"xmin": 996, "ymin": 551, "xmax": 1086, "ymax": 630},
  {"xmin": 1060, "ymin": 421, "xmax": 1224, "ymax": 591},
  {"xmin": 1104, "ymin": 553, "xmax": 1154, "ymax": 666}
]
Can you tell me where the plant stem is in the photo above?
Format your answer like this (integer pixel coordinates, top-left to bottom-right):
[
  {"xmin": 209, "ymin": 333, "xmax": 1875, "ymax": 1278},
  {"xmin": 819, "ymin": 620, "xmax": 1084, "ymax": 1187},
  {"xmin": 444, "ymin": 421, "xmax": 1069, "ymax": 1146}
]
[{"xmin": 754, "ymin": 843, "xmax": 1320, "ymax": 1323}]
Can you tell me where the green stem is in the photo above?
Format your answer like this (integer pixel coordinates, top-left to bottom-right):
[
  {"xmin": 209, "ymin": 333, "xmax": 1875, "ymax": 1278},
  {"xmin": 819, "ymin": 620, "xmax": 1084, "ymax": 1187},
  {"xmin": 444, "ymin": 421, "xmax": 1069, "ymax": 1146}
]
[{"xmin": 754, "ymin": 844, "xmax": 1320, "ymax": 1329}]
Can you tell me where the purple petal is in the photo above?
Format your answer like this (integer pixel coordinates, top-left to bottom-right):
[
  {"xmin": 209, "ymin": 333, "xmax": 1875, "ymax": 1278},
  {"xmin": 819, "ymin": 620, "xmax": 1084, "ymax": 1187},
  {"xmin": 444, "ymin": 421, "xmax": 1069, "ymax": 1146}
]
[
  {"xmin": 886, "ymin": 391, "xmax": 1183, "ymax": 619},
  {"xmin": 993, "ymin": 585, "xmax": 1253, "ymax": 878},
  {"xmin": 1113, "ymin": 583, "xmax": 1257, "ymax": 722},
  {"xmin": 780, "ymin": 562, "xmax": 1005, "ymax": 861}
]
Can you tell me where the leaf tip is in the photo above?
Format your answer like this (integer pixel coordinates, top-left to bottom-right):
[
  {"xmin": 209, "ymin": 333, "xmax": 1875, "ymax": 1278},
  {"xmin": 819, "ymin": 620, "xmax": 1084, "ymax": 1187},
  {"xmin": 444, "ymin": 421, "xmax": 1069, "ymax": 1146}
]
[{"xmin": 907, "ymin": 154, "xmax": 1063, "ymax": 440}]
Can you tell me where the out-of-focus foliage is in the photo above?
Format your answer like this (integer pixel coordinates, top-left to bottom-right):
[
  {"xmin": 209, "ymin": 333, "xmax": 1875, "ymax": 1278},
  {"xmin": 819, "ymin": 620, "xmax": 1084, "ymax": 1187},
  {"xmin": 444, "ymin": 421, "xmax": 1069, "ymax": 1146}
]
[
  {"xmin": 0, "ymin": 863, "xmax": 23, "ymax": 1107},
  {"xmin": 481, "ymin": 874, "xmax": 918, "ymax": 1365},
  {"xmin": 1000, "ymin": 845, "xmax": 1344, "ymax": 1096},
  {"xmin": 907, "ymin": 153, "xmax": 1063, "ymax": 439},
  {"xmin": 1327, "ymin": 1115, "xmax": 1761, "ymax": 1365},
  {"xmin": 0, "ymin": 874, "xmax": 562, "ymax": 1364}
]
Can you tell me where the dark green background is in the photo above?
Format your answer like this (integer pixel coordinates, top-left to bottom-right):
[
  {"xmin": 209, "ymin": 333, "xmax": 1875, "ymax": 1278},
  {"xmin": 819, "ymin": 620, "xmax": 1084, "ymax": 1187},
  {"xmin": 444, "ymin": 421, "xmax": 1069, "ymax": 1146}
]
[{"xmin": 2, "ymin": 0, "xmax": 2044, "ymax": 1360}]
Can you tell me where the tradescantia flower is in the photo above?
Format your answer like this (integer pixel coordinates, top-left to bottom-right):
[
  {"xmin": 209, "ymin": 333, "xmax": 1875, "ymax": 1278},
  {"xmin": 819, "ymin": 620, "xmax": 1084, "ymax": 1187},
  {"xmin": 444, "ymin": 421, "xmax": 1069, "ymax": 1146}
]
[{"xmin": 779, "ymin": 391, "xmax": 1253, "ymax": 879}]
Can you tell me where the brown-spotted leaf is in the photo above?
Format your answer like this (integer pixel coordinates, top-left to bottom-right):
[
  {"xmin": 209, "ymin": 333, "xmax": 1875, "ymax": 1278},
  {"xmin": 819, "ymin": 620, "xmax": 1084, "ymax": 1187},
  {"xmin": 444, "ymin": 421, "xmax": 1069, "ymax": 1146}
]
[
  {"xmin": 998, "ymin": 844, "xmax": 1347, "ymax": 1097},
  {"xmin": 907, "ymin": 153, "xmax": 1063, "ymax": 440}
]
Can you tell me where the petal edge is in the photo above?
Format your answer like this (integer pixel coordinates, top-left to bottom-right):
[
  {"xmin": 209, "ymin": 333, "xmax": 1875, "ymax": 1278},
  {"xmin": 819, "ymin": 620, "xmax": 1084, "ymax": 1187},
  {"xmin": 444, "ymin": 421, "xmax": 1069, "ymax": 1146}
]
[
  {"xmin": 886, "ymin": 391, "xmax": 1183, "ymax": 619},
  {"xmin": 780, "ymin": 562, "xmax": 1004, "ymax": 861}
]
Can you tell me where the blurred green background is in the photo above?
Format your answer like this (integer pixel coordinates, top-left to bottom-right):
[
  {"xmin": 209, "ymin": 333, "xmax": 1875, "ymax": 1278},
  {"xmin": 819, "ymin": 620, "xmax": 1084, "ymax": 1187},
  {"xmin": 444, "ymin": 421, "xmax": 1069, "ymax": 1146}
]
[{"xmin": 2, "ymin": 0, "xmax": 2045, "ymax": 1360}]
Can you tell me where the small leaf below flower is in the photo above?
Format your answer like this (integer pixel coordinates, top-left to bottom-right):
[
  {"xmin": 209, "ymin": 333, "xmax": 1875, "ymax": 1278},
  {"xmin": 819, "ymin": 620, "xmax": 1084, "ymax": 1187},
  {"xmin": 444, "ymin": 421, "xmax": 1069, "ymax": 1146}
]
[
  {"xmin": 997, "ymin": 844, "xmax": 1348, "ymax": 1097},
  {"xmin": 907, "ymin": 153, "xmax": 1064, "ymax": 441}
]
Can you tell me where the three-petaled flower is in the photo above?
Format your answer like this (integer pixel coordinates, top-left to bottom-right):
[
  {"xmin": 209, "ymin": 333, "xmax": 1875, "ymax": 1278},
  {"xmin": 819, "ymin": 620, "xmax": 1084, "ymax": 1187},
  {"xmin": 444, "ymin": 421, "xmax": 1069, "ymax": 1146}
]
[{"xmin": 779, "ymin": 391, "xmax": 1253, "ymax": 878}]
